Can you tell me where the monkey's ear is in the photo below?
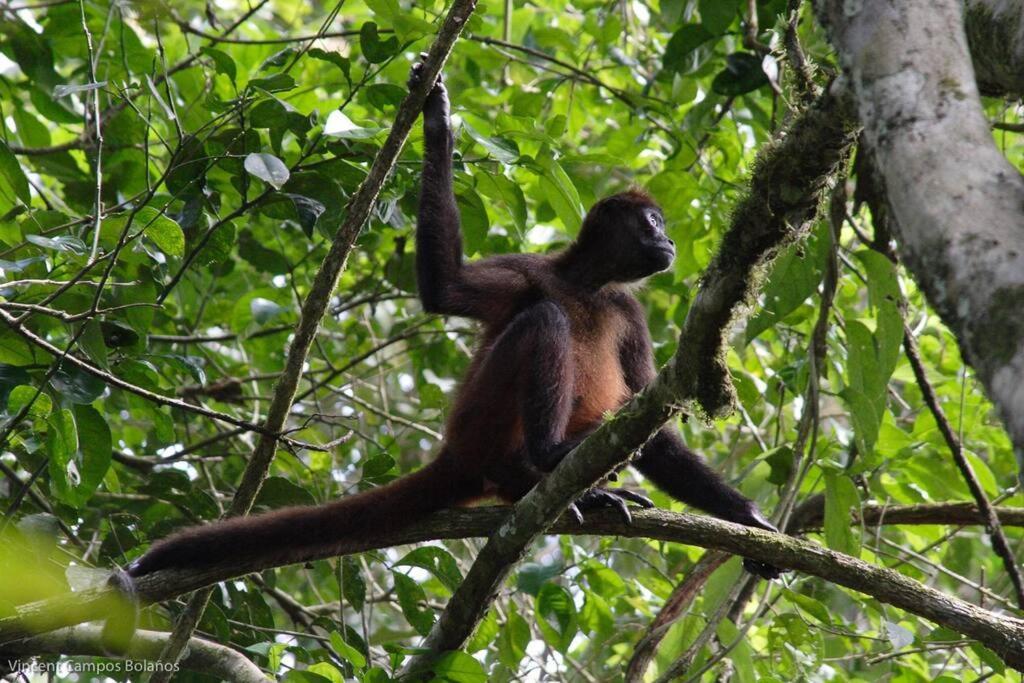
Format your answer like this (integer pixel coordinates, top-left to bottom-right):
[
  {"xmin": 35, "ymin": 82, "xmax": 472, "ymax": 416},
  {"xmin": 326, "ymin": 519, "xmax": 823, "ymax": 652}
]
[{"xmin": 100, "ymin": 568, "xmax": 138, "ymax": 654}]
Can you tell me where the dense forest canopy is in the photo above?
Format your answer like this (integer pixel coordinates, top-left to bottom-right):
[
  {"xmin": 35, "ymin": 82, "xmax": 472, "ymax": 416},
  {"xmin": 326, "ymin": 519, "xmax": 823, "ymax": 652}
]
[{"xmin": 1, "ymin": 0, "xmax": 1024, "ymax": 680}]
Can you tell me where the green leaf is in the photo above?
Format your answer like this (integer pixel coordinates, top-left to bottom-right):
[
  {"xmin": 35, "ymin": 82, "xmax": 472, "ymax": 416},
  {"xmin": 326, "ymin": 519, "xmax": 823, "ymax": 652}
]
[
  {"xmin": 663, "ymin": 24, "xmax": 714, "ymax": 73},
  {"xmin": 138, "ymin": 207, "xmax": 184, "ymax": 257},
  {"xmin": 341, "ymin": 556, "xmax": 366, "ymax": 610},
  {"xmin": 535, "ymin": 150, "xmax": 583, "ymax": 234},
  {"xmin": 282, "ymin": 194, "xmax": 325, "ymax": 237},
  {"xmin": 823, "ymin": 471, "xmax": 860, "ymax": 557},
  {"xmin": 201, "ymin": 47, "xmax": 236, "ymax": 82},
  {"xmin": 717, "ymin": 619, "xmax": 755, "ymax": 682},
  {"xmin": 324, "ymin": 111, "xmax": 383, "ymax": 140},
  {"xmin": 516, "ymin": 562, "xmax": 562, "ymax": 595},
  {"xmin": 431, "ymin": 651, "xmax": 486, "ymax": 683},
  {"xmin": 783, "ymin": 588, "xmax": 833, "ymax": 625},
  {"xmin": 50, "ymin": 366, "xmax": 105, "ymax": 404},
  {"xmin": 46, "ymin": 409, "xmax": 78, "ymax": 502},
  {"xmin": 456, "ymin": 188, "xmax": 489, "ymax": 256},
  {"xmin": 305, "ymin": 663, "xmax": 344, "ymax": 683},
  {"xmin": 1, "ymin": 21, "xmax": 58, "ymax": 89},
  {"xmin": 465, "ymin": 610, "xmax": 499, "ymax": 653},
  {"xmin": 244, "ymin": 153, "xmax": 290, "ymax": 190},
  {"xmin": 8, "ymin": 385, "xmax": 51, "ymax": 418},
  {"xmin": 395, "ymin": 546, "xmax": 462, "ymax": 592},
  {"xmin": 249, "ymin": 98, "xmax": 289, "ymax": 129},
  {"xmin": 100, "ymin": 321, "xmax": 140, "ymax": 348},
  {"xmin": 260, "ymin": 47, "xmax": 297, "ymax": 70},
  {"xmin": 250, "ymin": 297, "xmax": 286, "ymax": 324},
  {"xmin": 361, "ymin": 453, "xmax": 395, "ymax": 478},
  {"xmin": 308, "ymin": 48, "xmax": 351, "ymax": 80},
  {"xmin": 474, "ymin": 172, "xmax": 527, "ymax": 235},
  {"xmin": 254, "ymin": 476, "xmax": 317, "ymax": 508},
  {"xmin": 248, "ymin": 73, "xmax": 296, "ymax": 93},
  {"xmin": 359, "ymin": 22, "xmax": 399, "ymax": 63},
  {"xmin": 26, "ymin": 234, "xmax": 87, "ymax": 255},
  {"xmin": 70, "ymin": 404, "xmax": 112, "ymax": 503},
  {"xmin": 535, "ymin": 584, "xmax": 577, "ymax": 652},
  {"xmin": 45, "ymin": 405, "xmax": 112, "ymax": 507},
  {"xmin": 392, "ymin": 571, "xmax": 433, "ymax": 635},
  {"xmin": 579, "ymin": 590, "xmax": 613, "ymax": 634},
  {"xmin": 699, "ymin": 0, "xmax": 740, "ymax": 34},
  {"xmin": 498, "ymin": 607, "xmax": 530, "ymax": 669},
  {"xmin": 0, "ymin": 142, "xmax": 31, "ymax": 207},
  {"xmin": 746, "ymin": 237, "xmax": 824, "ymax": 343},
  {"xmin": 365, "ymin": 83, "xmax": 406, "ymax": 111},
  {"xmin": 712, "ymin": 52, "xmax": 769, "ymax": 96},
  {"xmin": 764, "ymin": 445, "xmax": 794, "ymax": 486},
  {"xmin": 462, "ymin": 121, "xmax": 520, "ymax": 164},
  {"xmin": 329, "ymin": 631, "xmax": 367, "ymax": 669},
  {"xmin": 166, "ymin": 135, "xmax": 206, "ymax": 200},
  {"xmin": 0, "ymin": 330, "xmax": 36, "ymax": 366},
  {"xmin": 239, "ymin": 231, "xmax": 290, "ymax": 274}
]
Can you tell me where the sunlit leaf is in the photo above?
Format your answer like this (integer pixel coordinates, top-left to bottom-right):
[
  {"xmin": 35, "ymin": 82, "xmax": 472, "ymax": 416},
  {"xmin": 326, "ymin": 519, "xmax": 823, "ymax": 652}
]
[{"xmin": 244, "ymin": 153, "xmax": 290, "ymax": 189}]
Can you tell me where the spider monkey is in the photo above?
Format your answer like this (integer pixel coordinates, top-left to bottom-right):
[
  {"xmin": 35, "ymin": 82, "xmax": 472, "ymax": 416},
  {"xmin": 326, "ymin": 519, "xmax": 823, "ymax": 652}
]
[{"xmin": 123, "ymin": 58, "xmax": 781, "ymax": 582}]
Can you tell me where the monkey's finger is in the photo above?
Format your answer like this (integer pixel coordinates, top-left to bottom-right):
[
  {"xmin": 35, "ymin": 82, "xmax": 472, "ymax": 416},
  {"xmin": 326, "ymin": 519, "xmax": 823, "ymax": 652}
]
[
  {"xmin": 567, "ymin": 503, "xmax": 584, "ymax": 525},
  {"xmin": 611, "ymin": 496, "xmax": 633, "ymax": 524},
  {"xmin": 615, "ymin": 490, "xmax": 654, "ymax": 508}
]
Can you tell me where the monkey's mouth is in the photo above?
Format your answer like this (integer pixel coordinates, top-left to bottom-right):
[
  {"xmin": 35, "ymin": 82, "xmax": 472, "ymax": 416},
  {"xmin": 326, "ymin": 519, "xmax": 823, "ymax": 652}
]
[{"xmin": 654, "ymin": 244, "xmax": 676, "ymax": 264}]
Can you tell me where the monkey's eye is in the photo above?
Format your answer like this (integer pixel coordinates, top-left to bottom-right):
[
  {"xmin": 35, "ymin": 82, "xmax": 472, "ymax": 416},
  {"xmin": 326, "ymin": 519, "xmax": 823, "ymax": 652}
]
[{"xmin": 646, "ymin": 211, "xmax": 663, "ymax": 232}]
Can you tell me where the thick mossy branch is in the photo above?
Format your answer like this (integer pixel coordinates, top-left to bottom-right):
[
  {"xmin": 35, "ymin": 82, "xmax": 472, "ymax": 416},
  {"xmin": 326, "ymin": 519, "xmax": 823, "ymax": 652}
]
[
  {"xmin": 3, "ymin": 506, "xmax": 1024, "ymax": 668},
  {"xmin": 675, "ymin": 90, "xmax": 856, "ymax": 418}
]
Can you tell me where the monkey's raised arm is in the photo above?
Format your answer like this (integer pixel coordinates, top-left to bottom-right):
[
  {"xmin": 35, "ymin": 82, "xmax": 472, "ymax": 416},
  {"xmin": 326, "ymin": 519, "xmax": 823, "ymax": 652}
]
[
  {"xmin": 614, "ymin": 295, "xmax": 783, "ymax": 579},
  {"xmin": 411, "ymin": 59, "xmax": 529, "ymax": 321}
]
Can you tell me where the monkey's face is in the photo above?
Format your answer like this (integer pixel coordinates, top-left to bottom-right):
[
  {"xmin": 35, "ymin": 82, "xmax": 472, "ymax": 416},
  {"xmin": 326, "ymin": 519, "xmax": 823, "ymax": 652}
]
[{"xmin": 613, "ymin": 206, "xmax": 675, "ymax": 281}]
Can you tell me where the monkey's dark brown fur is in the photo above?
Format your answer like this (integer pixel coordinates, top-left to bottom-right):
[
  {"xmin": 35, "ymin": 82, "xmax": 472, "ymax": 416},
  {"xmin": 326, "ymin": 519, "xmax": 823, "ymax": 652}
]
[{"xmin": 127, "ymin": 58, "xmax": 781, "ymax": 581}]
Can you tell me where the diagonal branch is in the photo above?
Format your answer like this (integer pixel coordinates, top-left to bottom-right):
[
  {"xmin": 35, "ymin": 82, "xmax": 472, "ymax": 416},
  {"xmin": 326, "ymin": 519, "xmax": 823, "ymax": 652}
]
[
  {"xmin": 904, "ymin": 327, "xmax": 1024, "ymax": 608},
  {"xmin": 146, "ymin": 1, "xmax": 479, "ymax": 677},
  {"xmin": 855, "ymin": 143, "xmax": 1024, "ymax": 609}
]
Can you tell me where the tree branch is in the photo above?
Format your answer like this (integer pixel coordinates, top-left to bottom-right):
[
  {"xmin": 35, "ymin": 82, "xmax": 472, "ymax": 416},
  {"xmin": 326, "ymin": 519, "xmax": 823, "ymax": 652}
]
[
  {"xmin": 0, "ymin": 626, "xmax": 267, "ymax": 683},
  {"xmin": 2, "ymin": 506, "xmax": 1024, "ymax": 667},
  {"xmin": 146, "ymin": 0, "xmax": 479, "ymax": 676}
]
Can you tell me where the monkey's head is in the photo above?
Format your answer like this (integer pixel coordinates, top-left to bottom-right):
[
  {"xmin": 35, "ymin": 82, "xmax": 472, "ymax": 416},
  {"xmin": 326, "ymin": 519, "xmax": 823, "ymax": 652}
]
[{"xmin": 573, "ymin": 189, "xmax": 675, "ymax": 283}]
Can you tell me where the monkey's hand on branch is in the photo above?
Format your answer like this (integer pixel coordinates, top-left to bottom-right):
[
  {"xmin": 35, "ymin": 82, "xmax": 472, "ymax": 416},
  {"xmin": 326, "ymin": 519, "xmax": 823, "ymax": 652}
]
[
  {"xmin": 735, "ymin": 505, "xmax": 788, "ymax": 580},
  {"xmin": 409, "ymin": 52, "xmax": 450, "ymax": 132},
  {"xmin": 568, "ymin": 487, "xmax": 655, "ymax": 525}
]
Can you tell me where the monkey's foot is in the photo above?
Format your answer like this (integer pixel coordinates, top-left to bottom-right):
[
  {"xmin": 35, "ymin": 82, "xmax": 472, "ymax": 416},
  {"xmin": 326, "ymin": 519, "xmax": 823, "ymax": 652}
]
[
  {"xmin": 742, "ymin": 558, "xmax": 786, "ymax": 580},
  {"xmin": 568, "ymin": 487, "xmax": 655, "ymax": 525},
  {"xmin": 733, "ymin": 505, "xmax": 788, "ymax": 580}
]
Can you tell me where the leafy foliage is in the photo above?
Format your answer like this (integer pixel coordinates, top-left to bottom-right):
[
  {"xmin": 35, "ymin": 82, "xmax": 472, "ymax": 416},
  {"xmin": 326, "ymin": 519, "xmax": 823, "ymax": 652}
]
[{"xmin": 0, "ymin": 0, "xmax": 1022, "ymax": 680}]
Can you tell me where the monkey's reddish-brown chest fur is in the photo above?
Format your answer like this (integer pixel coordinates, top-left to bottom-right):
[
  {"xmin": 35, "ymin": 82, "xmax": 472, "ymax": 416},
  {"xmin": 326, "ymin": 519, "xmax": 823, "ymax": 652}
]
[{"xmin": 563, "ymin": 303, "xmax": 630, "ymax": 435}]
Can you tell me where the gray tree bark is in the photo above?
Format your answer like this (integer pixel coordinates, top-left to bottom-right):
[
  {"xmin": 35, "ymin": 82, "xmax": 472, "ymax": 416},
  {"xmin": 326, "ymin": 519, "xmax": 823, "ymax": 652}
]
[{"xmin": 817, "ymin": 0, "xmax": 1024, "ymax": 466}]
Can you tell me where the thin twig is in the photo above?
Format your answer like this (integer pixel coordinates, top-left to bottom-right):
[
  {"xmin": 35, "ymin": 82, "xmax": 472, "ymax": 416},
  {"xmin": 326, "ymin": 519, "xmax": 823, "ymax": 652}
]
[{"xmin": 904, "ymin": 328, "xmax": 1024, "ymax": 608}]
